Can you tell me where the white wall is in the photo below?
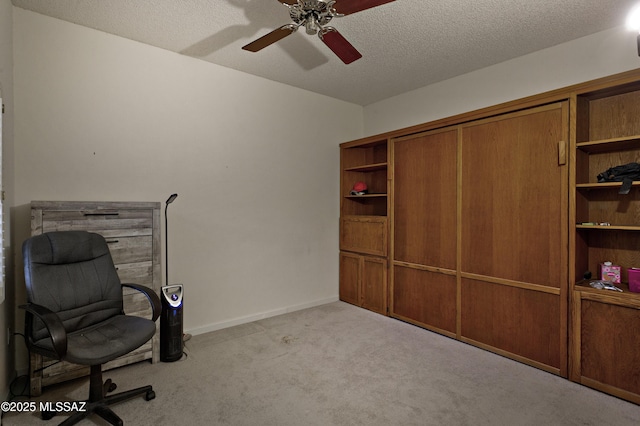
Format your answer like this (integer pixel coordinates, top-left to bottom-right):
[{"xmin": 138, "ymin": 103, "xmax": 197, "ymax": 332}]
[
  {"xmin": 12, "ymin": 7, "xmax": 363, "ymax": 371},
  {"xmin": 364, "ymin": 25, "xmax": 640, "ymax": 136}
]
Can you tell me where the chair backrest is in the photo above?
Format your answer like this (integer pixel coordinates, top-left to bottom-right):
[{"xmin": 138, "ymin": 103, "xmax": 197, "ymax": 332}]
[{"xmin": 23, "ymin": 231, "xmax": 123, "ymax": 341}]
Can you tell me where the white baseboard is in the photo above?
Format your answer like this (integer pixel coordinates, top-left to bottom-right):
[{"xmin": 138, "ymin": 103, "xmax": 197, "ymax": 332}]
[{"xmin": 187, "ymin": 296, "xmax": 339, "ymax": 336}]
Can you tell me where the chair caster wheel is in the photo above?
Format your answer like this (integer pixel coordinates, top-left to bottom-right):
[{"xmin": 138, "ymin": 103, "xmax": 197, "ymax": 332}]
[
  {"xmin": 41, "ymin": 410, "xmax": 55, "ymax": 420},
  {"xmin": 104, "ymin": 378, "xmax": 117, "ymax": 393},
  {"xmin": 145, "ymin": 390, "xmax": 156, "ymax": 401}
]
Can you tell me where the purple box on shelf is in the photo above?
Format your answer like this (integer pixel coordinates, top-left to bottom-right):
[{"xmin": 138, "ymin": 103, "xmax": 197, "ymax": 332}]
[{"xmin": 628, "ymin": 268, "xmax": 640, "ymax": 293}]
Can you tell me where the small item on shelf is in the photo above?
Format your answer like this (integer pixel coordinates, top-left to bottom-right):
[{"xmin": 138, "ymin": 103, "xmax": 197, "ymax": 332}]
[
  {"xmin": 589, "ymin": 280, "xmax": 623, "ymax": 292},
  {"xmin": 596, "ymin": 162, "xmax": 640, "ymax": 182},
  {"xmin": 350, "ymin": 181, "xmax": 368, "ymax": 196},
  {"xmin": 628, "ymin": 268, "xmax": 640, "ymax": 293},
  {"xmin": 600, "ymin": 261, "xmax": 621, "ymax": 284},
  {"xmin": 596, "ymin": 162, "xmax": 640, "ymax": 194}
]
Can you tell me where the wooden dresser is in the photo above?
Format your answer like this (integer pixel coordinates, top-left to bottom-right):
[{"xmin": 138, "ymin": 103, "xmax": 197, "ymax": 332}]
[{"xmin": 29, "ymin": 201, "xmax": 161, "ymax": 396}]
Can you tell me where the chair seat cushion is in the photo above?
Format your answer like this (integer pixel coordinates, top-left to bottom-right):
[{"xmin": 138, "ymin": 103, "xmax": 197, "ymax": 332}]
[{"xmin": 34, "ymin": 315, "xmax": 157, "ymax": 366}]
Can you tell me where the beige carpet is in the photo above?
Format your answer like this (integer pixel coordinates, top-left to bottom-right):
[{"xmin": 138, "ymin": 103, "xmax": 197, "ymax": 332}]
[{"xmin": 3, "ymin": 301, "xmax": 639, "ymax": 425}]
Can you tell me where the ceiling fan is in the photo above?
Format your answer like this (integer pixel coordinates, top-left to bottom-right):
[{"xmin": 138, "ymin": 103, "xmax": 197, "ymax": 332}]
[{"xmin": 242, "ymin": 0, "xmax": 396, "ymax": 64}]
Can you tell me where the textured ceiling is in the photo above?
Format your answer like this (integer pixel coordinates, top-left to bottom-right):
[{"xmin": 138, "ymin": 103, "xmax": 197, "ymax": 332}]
[{"xmin": 11, "ymin": 0, "xmax": 639, "ymax": 105}]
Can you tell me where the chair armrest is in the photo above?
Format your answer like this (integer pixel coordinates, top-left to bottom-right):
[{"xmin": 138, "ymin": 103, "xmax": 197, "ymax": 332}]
[
  {"xmin": 121, "ymin": 283, "xmax": 162, "ymax": 322},
  {"xmin": 19, "ymin": 303, "xmax": 67, "ymax": 359}
]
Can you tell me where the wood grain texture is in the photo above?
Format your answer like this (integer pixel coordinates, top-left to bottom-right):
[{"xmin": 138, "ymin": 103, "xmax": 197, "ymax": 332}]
[
  {"xmin": 392, "ymin": 266, "xmax": 456, "ymax": 334},
  {"xmin": 461, "ymin": 278, "xmax": 562, "ymax": 369},
  {"xmin": 340, "ymin": 216, "xmax": 387, "ymax": 256},
  {"xmin": 361, "ymin": 256, "xmax": 387, "ymax": 315},
  {"xmin": 339, "ymin": 252, "xmax": 387, "ymax": 315},
  {"xmin": 460, "ymin": 104, "xmax": 569, "ymax": 288},
  {"xmin": 392, "ymin": 129, "xmax": 457, "ymax": 269},
  {"xmin": 339, "ymin": 251, "xmax": 361, "ymax": 306},
  {"xmin": 580, "ymin": 300, "xmax": 640, "ymax": 396},
  {"xmin": 587, "ymin": 90, "xmax": 640, "ymax": 140}
]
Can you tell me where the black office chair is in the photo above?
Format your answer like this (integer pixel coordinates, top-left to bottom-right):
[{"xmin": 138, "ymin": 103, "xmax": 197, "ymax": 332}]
[{"xmin": 21, "ymin": 231, "xmax": 161, "ymax": 426}]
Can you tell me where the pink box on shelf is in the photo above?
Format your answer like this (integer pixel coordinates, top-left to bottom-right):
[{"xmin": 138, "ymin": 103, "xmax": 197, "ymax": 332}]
[
  {"xmin": 600, "ymin": 262, "xmax": 621, "ymax": 284},
  {"xmin": 628, "ymin": 268, "xmax": 640, "ymax": 293}
]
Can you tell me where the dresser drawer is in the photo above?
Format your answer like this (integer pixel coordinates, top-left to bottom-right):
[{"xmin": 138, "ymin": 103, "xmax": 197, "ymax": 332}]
[
  {"xmin": 116, "ymin": 261, "xmax": 154, "ymax": 286},
  {"xmin": 105, "ymin": 235, "xmax": 153, "ymax": 264},
  {"xmin": 38, "ymin": 209, "xmax": 153, "ymax": 234}
]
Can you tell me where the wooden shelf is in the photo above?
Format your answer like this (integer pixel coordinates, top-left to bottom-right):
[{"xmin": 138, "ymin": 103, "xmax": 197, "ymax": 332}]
[
  {"xmin": 576, "ymin": 135, "xmax": 640, "ymax": 153},
  {"xmin": 576, "ymin": 224, "xmax": 640, "ymax": 231},
  {"xmin": 576, "ymin": 181, "xmax": 640, "ymax": 189},
  {"xmin": 345, "ymin": 193, "xmax": 387, "ymax": 199},
  {"xmin": 344, "ymin": 162, "xmax": 387, "ymax": 172},
  {"xmin": 575, "ymin": 280, "xmax": 640, "ymax": 304}
]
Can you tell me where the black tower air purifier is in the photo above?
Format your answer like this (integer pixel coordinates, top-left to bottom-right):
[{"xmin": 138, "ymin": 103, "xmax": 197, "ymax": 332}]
[
  {"xmin": 160, "ymin": 284, "xmax": 183, "ymax": 362},
  {"xmin": 160, "ymin": 193, "xmax": 184, "ymax": 362}
]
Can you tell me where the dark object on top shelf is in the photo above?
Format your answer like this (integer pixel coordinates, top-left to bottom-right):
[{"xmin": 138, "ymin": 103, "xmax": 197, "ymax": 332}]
[{"xmin": 597, "ymin": 162, "xmax": 640, "ymax": 194}]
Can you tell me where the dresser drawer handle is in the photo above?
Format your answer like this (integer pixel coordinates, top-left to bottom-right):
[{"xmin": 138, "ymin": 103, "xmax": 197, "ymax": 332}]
[
  {"xmin": 83, "ymin": 212, "xmax": 119, "ymax": 216},
  {"xmin": 106, "ymin": 240, "xmax": 119, "ymax": 244}
]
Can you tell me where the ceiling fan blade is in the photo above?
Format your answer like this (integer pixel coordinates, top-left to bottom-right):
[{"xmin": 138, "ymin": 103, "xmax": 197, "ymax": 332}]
[
  {"xmin": 333, "ymin": 0, "xmax": 396, "ymax": 15},
  {"xmin": 242, "ymin": 25, "xmax": 297, "ymax": 52},
  {"xmin": 319, "ymin": 28, "xmax": 362, "ymax": 64}
]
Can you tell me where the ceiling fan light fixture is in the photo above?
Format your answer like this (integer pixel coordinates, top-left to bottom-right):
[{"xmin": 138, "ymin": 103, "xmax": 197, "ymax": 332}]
[{"xmin": 306, "ymin": 17, "xmax": 319, "ymax": 35}]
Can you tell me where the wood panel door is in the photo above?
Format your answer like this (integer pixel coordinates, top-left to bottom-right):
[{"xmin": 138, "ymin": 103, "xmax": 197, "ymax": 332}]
[
  {"xmin": 574, "ymin": 295, "xmax": 640, "ymax": 404},
  {"xmin": 339, "ymin": 251, "xmax": 361, "ymax": 306},
  {"xmin": 391, "ymin": 128, "xmax": 458, "ymax": 333},
  {"xmin": 361, "ymin": 256, "xmax": 387, "ymax": 315},
  {"xmin": 339, "ymin": 251, "xmax": 387, "ymax": 315},
  {"xmin": 459, "ymin": 102, "xmax": 569, "ymax": 375}
]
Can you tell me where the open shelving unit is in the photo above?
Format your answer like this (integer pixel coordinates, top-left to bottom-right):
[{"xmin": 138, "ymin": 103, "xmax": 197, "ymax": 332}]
[
  {"xmin": 570, "ymin": 81, "xmax": 640, "ymax": 403},
  {"xmin": 574, "ymin": 87, "xmax": 640, "ymax": 290},
  {"xmin": 340, "ymin": 139, "xmax": 388, "ymax": 217},
  {"xmin": 339, "ymin": 136, "xmax": 390, "ymax": 315}
]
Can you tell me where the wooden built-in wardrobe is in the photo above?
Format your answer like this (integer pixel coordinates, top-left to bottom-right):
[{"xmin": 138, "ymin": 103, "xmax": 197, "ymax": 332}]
[{"xmin": 340, "ymin": 69, "xmax": 640, "ymax": 405}]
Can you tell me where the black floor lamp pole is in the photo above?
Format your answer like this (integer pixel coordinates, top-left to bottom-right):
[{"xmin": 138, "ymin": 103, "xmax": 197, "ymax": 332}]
[{"xmin": 165, "ymin": 193, "xmax": 178, "ymax": 285}]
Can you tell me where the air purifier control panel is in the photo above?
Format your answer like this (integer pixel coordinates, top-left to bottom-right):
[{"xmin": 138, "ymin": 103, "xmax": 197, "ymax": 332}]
[{"xmin": 162, "ymin": 284, "xmax": 183, "ymax": 308}]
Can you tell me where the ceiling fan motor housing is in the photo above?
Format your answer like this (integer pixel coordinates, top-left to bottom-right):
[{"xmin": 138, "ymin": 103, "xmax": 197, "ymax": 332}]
[{"xmin": 289, "ymin": 0, "xmax": 337, "ymax": 34}]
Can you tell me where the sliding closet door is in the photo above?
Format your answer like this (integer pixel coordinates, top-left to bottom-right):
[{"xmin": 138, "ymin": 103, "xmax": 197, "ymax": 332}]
[
  {"xmin": 459, "ymin": 102, "xmax": 569, "ymax": 375},
  {"xmin": 391, "ymin": 128, "xmax": 458, "ymax": 335}
]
